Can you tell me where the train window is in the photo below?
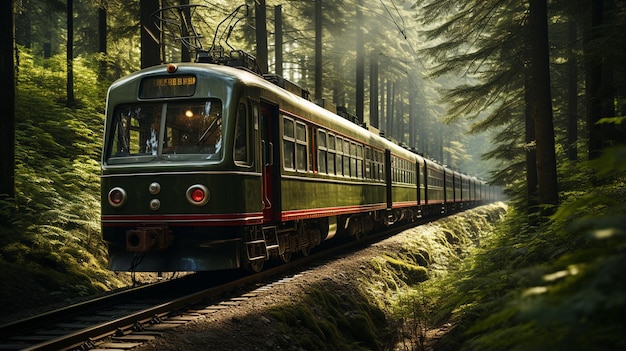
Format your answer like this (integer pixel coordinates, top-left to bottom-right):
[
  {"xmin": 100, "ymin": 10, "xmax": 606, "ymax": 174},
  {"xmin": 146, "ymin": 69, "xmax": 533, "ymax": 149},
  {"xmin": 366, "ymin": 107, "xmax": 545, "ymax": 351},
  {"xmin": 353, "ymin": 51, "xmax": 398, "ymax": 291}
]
[
  {"xmin": 374, "ymin": 151, "xmax": 385, "ymax": 182},
  {"xmin": 371, "ymin": 151, "xmax": 377, "ymax": 180},
  {"xmin": 283, "ymin": 117, "xmax": 295, "ymax": 170},
  {"xmin": 318, "ymin": 130, "xmax": 327, "ymax": 174},
  {"xmin": 349, "ymin": 142, "xmax": 355, "ymax": 178},
  {"xmin": 371, "ymin": 151, "xmax": 377, "ymax": 181},
  {"xmin": 394, "ymin": 157, "xmax": 402, "ymax": 182},
  {"xmin": 356, "ymin": 144, "xmax": 361, "ymax": 178},
  {"xmin": 109, "ymin": 104, "xmax": 162, "ymax": 158},
  {"xmin": 335, "ymin": 137, "xmax": 344, "ymax": 176},
  {"xmin": 365, "ymin": 147, "xmax": 371, "ymax": 180},
  {"xmin": 402, "ymin": 160, "xmax": 407, "ymax": 183},
  {"xmin": 107, "ymin": 99, "xmax": 223, "ymax": 163},
  {"xmin": 234, "ymin": 102, "xmax": 250, "ymax": 166},
  {"xmin": 308, "ymin": 128, "xmax": 314, "ymax": 172},
  {"xmin": 328, "ymin": 134, "xmax": 336, "ymax": 175},
  {"xmin": 295, "ymin": 121, "xmax": 308, "ymax": 172},
  {"xmin": 343, "ymin": 139, "xmax": 351, "ymax": 177},
  {"xmin": 406, "ymin": 161, "xmax": 411, "ymax": 183},
  {"xmin": 393, "ymin": 157, "xmax": 398, "ymax": 183},
  {"xmin": 164, "ymin": 101, "xmax": 222, "ymax": 158}
]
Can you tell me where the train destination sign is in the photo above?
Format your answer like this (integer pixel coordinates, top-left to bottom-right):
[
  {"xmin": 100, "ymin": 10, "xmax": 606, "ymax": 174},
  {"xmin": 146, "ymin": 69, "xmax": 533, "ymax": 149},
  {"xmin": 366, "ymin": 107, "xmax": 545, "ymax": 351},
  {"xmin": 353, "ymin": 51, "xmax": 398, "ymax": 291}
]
[{"xmin": 140, "ymin": 75, "xmax": 197, "ymax": 98}]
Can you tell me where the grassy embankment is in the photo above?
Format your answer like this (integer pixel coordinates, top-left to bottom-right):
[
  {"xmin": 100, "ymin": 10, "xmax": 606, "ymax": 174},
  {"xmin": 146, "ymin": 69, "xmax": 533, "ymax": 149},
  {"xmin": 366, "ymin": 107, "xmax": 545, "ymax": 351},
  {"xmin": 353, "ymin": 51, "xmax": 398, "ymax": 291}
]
[
  {"xmin": 263, "ymin": 146, "xmax": 625, "ymax": 350},
  {"xmin": 265, "ymin": 203, "xmax": 507, "ymax": 350}
]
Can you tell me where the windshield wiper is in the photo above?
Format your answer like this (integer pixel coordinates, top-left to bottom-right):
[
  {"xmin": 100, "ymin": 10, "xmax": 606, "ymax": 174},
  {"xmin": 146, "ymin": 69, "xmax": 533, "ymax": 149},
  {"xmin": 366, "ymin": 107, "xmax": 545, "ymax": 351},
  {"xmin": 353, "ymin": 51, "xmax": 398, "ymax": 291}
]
[{"xmin": 197, "ymin": 116, "xmax": 221, "ymax": 145}]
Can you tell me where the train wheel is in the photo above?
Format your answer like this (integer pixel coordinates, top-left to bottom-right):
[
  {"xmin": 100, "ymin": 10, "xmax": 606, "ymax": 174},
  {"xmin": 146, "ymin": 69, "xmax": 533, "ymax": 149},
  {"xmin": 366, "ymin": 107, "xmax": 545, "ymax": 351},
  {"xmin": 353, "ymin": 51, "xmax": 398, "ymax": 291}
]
[
  {"xmin": 301, "ymin": 247, "xmax": 311, "ymax": 257},
  {"xmin": 280, "ymin": 251, "xmax": 292, "ymax": 263},
  {"xmin": 246, "ymin": 260, "xmax": 264, "ymax": 273}
]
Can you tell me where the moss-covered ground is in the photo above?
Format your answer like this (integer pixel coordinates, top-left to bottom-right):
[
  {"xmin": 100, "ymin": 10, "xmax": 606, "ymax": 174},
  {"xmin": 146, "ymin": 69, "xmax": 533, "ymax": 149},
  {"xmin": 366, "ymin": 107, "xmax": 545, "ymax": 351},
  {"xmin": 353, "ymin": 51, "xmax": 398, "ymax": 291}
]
[{"xmin": 252, "ymin": 204, "xmax": 507, "ymax": 351}]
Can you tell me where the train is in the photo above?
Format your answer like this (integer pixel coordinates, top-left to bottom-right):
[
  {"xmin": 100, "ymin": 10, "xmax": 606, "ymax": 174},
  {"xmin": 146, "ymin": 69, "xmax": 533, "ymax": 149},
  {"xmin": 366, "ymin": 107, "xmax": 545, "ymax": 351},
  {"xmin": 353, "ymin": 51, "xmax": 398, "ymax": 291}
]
[{"xmin": 100, "ymin": 50, "xmax": 498, "ymax": 273}]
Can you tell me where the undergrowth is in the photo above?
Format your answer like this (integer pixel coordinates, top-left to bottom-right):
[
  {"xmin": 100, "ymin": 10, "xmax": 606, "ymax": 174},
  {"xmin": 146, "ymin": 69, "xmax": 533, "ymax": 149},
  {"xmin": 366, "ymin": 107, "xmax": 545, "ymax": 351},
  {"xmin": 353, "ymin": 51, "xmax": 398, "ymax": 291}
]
[
  {"xmin": 261, "ymin": 205, "xmax": 507, "ymax": 351},
  {"xmin": 367, "ymin": 204, "xmax": 507, "ymax": 351},
  {"xmin": 0, "ymin": 49, "xmax": 132, "ymax": 319},
  {"xmin": 268, "ymin": 284, "xmax": 394, "ymax": 350},
  {"xmin": 424, "ymin": 146, "xmax": 626, "ymax": 351}
]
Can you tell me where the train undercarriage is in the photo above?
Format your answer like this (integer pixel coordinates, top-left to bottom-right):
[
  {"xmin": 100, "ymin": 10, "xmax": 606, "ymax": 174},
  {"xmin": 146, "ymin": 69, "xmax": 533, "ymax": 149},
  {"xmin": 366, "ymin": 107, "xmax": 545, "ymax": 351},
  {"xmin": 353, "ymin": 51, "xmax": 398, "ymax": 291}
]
[{"xmin": 108, "ymin": 202, "xmax": 477, "ymax": 273}]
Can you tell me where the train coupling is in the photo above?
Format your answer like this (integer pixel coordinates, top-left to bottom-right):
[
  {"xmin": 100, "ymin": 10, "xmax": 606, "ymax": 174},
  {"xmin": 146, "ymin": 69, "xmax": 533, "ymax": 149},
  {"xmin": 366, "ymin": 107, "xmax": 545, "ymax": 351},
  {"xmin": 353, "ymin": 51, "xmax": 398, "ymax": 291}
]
[{"xmin": 126, "ymin": 225, "xmax": 172, "ymax": 252}]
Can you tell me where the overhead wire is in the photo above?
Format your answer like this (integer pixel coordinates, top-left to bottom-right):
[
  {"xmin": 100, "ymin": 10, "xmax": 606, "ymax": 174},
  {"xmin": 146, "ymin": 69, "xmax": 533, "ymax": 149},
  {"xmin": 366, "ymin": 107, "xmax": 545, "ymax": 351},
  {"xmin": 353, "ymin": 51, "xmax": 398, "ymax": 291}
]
[{"xmin": 377, "ymin": 0, "xmax": 420, "ymax": 59}]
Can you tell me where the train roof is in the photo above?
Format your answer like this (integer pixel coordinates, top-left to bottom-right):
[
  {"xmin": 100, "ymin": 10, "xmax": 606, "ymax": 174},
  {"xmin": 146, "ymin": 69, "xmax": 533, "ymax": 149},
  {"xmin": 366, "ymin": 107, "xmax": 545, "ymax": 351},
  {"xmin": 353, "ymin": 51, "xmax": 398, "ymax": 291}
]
[{"xmin": 108, "ymin": 62, "xmax": 485, "ymax": 183}]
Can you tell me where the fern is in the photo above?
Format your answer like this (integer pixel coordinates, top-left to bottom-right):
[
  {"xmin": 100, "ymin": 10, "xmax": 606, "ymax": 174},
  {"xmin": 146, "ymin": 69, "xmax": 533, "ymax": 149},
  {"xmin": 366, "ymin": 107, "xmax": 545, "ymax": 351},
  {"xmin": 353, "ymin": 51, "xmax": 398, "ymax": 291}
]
[{"xmin": 429, "ymin": 146, "xmax": 626, "ymax": 350}]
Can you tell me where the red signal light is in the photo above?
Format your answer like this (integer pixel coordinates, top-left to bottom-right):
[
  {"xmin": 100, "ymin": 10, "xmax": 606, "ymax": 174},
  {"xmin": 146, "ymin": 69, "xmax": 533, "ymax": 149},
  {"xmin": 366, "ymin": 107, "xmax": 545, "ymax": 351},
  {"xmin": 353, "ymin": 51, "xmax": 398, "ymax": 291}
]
[
  {"xmin": 191, "ymin": 188, "xmax": 205, "ymax": 203},
  {"xmin": 167, "ymin": 63, "xmax": 178, "ymax": 73},
  {"xmin": 108, "ymin": 187, "xmax": 127, "ymax": 207},
  {"xmin": 186, "ymin": 185, "xmax": 210, "ymax": 206},
  {"xmin": 110, "ymin": 191, "xmax": 123, "ymax": 204}
]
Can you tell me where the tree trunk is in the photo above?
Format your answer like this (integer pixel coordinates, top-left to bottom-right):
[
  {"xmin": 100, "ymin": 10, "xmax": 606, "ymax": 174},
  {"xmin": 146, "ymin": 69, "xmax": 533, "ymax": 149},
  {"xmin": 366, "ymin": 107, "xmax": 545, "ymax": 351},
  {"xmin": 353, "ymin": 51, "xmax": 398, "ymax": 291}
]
[
  {"xmin": 355, "ymin": 0, "xmax": 364, "ymax": 123},
  {"xmin": 66, "ymin": 0, "xmax": 74, "ymax": 106},
  {"xmin": 140, "ymin": 0, "xmax": 161, "ymax": 69},
  {"xmin": 386, "ymin": 81, "xmax": 393, "ymax": 139},
  {"xmin": 525, "ymin": 75, "xmax": 538, "ymax": 211},
  {"xmin": 437, "ymin": 123, "xmax": 443, "ymax": 164},
  {"xmin": 0, "ymin": 0, "xmax": 15, "ymax": 203},
  {"xmin": 397, "ymin": 88, "xmax": 404, "ymax": 142},
  {"xmin": 98, "ymin": 4, "xmax": 107, "ymax": 81},
  {"xmin": 527, "ymin": 0, "xmax": 559, "ymax": 209},
  {"xmin": 16, "ymin": 0, "xmax": 31, "ymax": 48},
  {"xmin": 369, "ymin": 59, "xmax": 379, "ymax": 128},
  {"xmin": 566, "ymin": 20, "xmax": 578, "ymax": 161},
  {"xmin": 314, "ymin": 0, "xmax": 322, "ymax": 100},
  {"xmin": 585, "ymin": 0, "xmax": 604, "ymax": 159},
  {"xmin": 409, "ymin": 89, "xmax": 416, "ymax": 150},
  {"xmin": 380, "ymin": 79, "xmax": 386, "ymax": 134},
  {"xmin": 274, "ymin": 5, "xmax": 283, "ymax": 77},
  {"xmin": 180, "ymin": 0, "xmax": 191, "ymax": 62},
  {"xmin": 254, "ymin": 0, "xmax": 268, "ymax": 74}
]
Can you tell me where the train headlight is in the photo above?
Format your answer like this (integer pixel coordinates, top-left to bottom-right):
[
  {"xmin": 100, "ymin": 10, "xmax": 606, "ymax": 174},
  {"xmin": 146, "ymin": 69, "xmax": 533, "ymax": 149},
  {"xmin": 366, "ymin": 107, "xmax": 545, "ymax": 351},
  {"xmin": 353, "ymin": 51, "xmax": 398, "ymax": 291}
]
[
  {"xmin": 108, "ymin": 187, "xmax": 127, "ymax": 207},
  {"xmin": 186, "ymin": 184, "xmax": 210, "ymax": 206},
  {"xmin": 149, "ymin": 199, "xmax": 161, "ymax": 211},
  {"xmin": 148, "ymin": 182, "xmax": 161, "ymax": 195}
]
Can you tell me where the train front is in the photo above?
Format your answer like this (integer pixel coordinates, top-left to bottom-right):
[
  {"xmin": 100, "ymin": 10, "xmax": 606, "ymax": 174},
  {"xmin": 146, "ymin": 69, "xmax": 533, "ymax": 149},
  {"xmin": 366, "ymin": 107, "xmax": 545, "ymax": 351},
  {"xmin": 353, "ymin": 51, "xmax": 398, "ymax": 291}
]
[{"xmin": 100, "ymin": 63, "xmax": 262, "ymax": 272}]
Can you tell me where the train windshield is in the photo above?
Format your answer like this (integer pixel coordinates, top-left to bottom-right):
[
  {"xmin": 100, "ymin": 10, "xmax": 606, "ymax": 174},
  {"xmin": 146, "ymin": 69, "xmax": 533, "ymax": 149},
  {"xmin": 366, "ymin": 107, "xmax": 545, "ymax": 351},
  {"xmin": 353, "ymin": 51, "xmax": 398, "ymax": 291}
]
[{"xmin": 106, "ymin": 99, "xmax": 223, "ymax": 164}]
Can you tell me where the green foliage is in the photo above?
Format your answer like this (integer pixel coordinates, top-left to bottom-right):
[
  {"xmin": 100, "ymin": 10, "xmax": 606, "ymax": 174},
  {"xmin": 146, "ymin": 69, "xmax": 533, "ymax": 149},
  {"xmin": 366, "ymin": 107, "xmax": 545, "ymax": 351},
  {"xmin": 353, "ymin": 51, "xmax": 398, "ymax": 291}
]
[
  {"xmin": 426, "ymin": 146, "xmax": 626, "ymax": 350},
  {"xmin": 380, "ymin": 254, "xmax": 429, "ymax": 283},
  {"xmin": 268, "ymin": 285, "xmax": 390, "ymax": 350},
  {"xmin": 0, "ymin": 48, "xmax": 128, "ymax": 316},
  {"xmin": 354, "ymin": 205, "xmax": 507, "ymax": 350}
]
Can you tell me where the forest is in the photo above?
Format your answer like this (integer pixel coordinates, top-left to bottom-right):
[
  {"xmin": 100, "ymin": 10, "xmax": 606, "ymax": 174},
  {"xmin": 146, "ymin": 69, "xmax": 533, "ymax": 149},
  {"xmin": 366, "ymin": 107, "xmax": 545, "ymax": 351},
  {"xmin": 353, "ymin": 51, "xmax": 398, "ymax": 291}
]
[{"xmin": 0, "ymin": 0, "xmax": 625, "ymax": 349}]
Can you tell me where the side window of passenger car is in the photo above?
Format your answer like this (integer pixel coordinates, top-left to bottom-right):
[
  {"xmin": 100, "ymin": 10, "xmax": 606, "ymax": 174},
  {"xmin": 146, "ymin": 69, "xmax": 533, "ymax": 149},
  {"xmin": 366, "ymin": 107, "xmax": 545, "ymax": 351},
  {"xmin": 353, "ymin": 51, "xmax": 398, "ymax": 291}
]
[
  {"xmin": 283, "ymin": 117, "xmax": 295, "ymax": 170},
  {"xmin": 295, "ymin": 121, "xmax": 308, "ymax": 172},
  {"xmin": 318, "ymin": 130, "xmax": 327, "ymax": 174},
  {"xmin": 234, "ymin": 102, "xmax": 250, "ymax": 165}
]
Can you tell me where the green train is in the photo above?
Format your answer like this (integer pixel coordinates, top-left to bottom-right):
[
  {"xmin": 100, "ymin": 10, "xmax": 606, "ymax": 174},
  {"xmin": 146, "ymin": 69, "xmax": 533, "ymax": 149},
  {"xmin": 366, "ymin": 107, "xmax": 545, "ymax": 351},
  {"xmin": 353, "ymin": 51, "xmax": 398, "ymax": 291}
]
[{"xmin": 101, "ymin": 57, "xmax": 494, "ymax": 273}]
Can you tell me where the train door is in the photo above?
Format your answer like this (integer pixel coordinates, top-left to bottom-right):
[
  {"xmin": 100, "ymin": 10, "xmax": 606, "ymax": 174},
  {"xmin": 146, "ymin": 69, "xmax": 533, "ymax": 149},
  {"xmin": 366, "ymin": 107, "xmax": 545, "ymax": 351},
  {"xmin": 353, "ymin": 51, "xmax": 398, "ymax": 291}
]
[
  {"xmin": 423, "ymin": 159, "xmax": 429, "ymax": 205},
  {"xmin": 384, "ymin": 149, "xmax": 392, "ymax": 209},
  {"xmin": 260, "ymin": 101, "xmax": 281, "ymax": 223}
]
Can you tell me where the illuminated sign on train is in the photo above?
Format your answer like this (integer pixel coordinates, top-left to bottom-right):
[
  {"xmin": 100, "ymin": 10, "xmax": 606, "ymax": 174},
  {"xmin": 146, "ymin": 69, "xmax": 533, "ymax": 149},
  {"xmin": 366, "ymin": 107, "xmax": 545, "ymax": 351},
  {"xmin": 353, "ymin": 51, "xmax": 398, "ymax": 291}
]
[{"xmin": 140, "ymin": 75, "xmax": 197, "ymax": 98}]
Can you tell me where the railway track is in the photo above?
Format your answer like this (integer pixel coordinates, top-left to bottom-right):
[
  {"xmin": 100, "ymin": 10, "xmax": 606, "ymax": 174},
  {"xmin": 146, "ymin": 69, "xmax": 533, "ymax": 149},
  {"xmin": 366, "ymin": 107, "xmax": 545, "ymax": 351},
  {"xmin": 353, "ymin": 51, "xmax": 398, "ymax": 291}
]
[{"xmin": 0, "ymin": 216, "xmax": 439, "ymax": 351}]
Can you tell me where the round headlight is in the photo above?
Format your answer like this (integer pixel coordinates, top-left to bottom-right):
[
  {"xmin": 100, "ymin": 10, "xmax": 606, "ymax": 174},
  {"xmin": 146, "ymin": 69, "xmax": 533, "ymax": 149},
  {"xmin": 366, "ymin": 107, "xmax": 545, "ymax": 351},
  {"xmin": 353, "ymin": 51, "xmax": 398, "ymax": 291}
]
[
  {"xmin": 108, "ymin": 187, "xmax": 127, "ymax": 207},
  {"xmin": 149, "ymin": 198, "xmax": 161, "ymax": 211},
  {"xmin": 148, "ymin": 182, "xmax": 161, "ymax": 195},
  {"xmin": 186, "ymin": 184, "xmax": 210, "ymax": 206}
]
